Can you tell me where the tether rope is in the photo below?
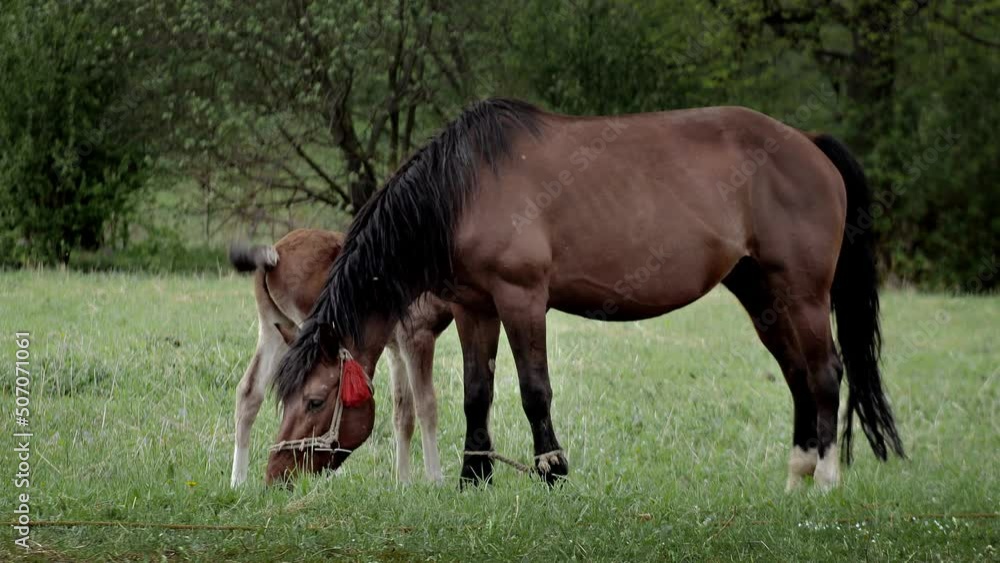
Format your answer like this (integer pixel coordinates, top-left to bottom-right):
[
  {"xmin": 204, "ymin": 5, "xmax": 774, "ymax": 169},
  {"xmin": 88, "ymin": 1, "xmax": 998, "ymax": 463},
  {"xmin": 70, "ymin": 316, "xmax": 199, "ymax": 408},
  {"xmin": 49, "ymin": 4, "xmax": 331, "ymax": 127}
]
[
  {"xmin": 462, "ymin": 450, "xmax": 533, "ymax": 474},
  {"xmin": 463, "ymin": 449, "xmax": 564, "ymax": 475}
]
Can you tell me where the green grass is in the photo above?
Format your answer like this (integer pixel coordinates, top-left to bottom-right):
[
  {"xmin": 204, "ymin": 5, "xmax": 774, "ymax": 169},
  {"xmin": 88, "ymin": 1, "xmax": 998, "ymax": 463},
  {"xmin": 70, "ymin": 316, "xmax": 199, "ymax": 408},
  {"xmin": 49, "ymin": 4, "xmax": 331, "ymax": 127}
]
[{"xmin": 0, "ymin": 270, "xmax": 997, "ymax": 561}]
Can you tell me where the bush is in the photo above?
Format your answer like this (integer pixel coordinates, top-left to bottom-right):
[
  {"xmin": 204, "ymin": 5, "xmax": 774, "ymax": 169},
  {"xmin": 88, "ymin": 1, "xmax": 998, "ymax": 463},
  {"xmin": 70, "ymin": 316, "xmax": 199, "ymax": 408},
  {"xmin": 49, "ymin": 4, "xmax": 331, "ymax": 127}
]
[
  {"xmin": 69, "ymin": 229, "xmax": 226, "ymax": 275},
  {"xmin": 0, "ymin": 1, "xmax": 148, "ymax": 265}
]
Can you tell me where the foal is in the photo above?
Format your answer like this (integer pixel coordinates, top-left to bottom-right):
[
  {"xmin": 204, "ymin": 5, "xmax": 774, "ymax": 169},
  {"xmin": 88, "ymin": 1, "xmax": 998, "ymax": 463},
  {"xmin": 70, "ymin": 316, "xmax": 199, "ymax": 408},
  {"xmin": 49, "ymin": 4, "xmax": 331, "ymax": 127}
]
[{"xmin": 228, "ymin": 229, "xmax": 451, "ymax": 486}]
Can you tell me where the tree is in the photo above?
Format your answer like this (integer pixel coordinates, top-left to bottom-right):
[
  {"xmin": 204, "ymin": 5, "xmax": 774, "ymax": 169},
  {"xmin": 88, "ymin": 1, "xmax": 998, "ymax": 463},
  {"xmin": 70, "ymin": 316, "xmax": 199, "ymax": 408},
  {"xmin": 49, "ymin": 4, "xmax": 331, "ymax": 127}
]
[
  {"xmin": 0, "ymin": 1, "xmax": 148, "ymax": 264},
  {"xmin": 124, "ymin": 0, "xmax": 499, "ymax": 227},
  {"xmin": 713, "ymin": 0, "xmax": 1000, "ymax": 290}
]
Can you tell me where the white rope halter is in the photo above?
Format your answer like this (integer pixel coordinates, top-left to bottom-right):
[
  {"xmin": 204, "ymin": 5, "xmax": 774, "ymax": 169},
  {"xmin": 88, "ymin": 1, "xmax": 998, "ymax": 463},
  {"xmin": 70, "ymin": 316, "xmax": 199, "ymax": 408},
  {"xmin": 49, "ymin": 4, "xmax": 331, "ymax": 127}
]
[{"xmin": 269, "ymin": 349, "xmax": 372, "ymax": 455}]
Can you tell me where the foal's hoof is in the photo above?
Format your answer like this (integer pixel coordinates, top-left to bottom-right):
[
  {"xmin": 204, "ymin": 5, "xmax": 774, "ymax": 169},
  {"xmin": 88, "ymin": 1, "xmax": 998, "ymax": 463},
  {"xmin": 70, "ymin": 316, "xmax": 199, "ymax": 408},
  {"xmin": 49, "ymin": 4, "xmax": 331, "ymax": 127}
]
[
  {"xmin": 459, "ymin": 455, "xmax": 494, "ymax": 489},
  {"xmin": 535, "ymin": 451, "xmax": 568, "ymax": 486}
]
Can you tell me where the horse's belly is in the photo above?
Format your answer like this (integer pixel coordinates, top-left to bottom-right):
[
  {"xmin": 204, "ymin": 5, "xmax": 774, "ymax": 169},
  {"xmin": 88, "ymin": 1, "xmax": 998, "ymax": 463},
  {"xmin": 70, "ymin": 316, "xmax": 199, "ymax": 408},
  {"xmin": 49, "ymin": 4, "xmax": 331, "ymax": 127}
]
[
  {"xmin": 550, "ymin": 298, "xmax": 689, "ymax": 322},
  {"xmin": 547, "ymin": 257, "xmax": 725, "ymax": 322}
]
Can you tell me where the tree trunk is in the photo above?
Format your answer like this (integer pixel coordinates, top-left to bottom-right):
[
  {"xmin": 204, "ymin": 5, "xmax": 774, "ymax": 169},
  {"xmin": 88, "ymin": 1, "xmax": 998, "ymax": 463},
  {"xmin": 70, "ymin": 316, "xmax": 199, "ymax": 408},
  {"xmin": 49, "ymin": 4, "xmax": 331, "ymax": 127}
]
[{"xmin": 844, "ymin": 1, "xmax": 898, "ymax": 154}]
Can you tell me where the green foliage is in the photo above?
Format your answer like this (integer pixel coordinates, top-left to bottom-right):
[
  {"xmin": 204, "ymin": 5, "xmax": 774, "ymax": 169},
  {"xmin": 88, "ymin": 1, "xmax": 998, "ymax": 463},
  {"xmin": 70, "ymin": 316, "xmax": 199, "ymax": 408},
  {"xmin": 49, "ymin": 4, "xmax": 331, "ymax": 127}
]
[
  {"xmin": 508, "ymin": 1, "xmax": 669, "ymax": 114},
  {"xmin": 0, "ymin": 0, "xmax": 149, "ymax": 265},
  {"xmin": 0, "ymin": 0, "xmax": 996, "ymax": 288},
  {"xmin": 867, "ymin": 19, "xmax": 1000, "ymax": 291},
  {"xmin": 123, "ymin": 0, "xmax": 491, "ymax": 215},
  {"xmin": 68, "ymin": 229, "xmax": 226, "ymax": 274}
]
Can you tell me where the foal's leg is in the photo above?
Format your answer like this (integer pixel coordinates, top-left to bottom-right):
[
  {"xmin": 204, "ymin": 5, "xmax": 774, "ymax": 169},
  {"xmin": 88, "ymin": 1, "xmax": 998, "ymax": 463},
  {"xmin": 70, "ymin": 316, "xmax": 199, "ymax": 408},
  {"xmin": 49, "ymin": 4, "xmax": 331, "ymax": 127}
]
[
  {"xmin": 231, "ymin": 324, "xmax": 285, "ymax": 487},
  {"xmin": 400, "ymin": 328, "xmax": 443, "ymax": 483},
  {"xmin": 493, "ymin": 284, "xmax": 567, "ymax": 485},
  {"xmin": 454, "ymin": 305, "xmax": 501, "ymax": 486},
  {"xmin": 385, "ymin": 341, "xmax": 416, "ymax": 483}
]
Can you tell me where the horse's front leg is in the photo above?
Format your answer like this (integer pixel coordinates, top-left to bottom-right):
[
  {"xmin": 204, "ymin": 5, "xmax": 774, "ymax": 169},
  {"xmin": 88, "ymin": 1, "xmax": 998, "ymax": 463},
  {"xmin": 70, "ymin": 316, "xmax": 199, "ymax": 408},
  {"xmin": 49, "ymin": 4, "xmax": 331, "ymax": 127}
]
[
  {"xmin": 385, "ymin": 342, "xmax": 415, "ymax": 483},
  {"xmin": 400, "ymin": 328, "xmax": 443, "ymax": 483},
  {"xmin": 454, "ymin": 305, "xmax": 501, "ymax": 486},
  {"xmin": 494, "ymin": 283, "xmax": 567, "ymax": 485},
  {"xmin": 231, "ymin": 323, "xmax": 285, "ymax": 487}
]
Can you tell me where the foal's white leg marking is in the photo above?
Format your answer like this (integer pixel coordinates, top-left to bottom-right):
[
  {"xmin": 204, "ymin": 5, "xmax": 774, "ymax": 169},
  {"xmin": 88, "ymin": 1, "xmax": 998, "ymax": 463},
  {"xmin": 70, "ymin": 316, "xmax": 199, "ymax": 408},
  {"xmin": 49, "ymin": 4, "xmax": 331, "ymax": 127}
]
[
  {"xmin": 231, "ymin": 444, "xmax": 250, "ymax": 488},
  {"xmin": 402, "ymin": 334, "xmax": 443, "ymax": 484},
  {"xmin": 813, "ymin": 444, "xmax": 840, "ymax": 491},
  {"xmin": 785, "ymin": 446, "xmax": 818, "ymax": 492},
  {"xmin": 231, "ymin": 324, "xmax": 285, "ymax": 488},
  {"xmin": 232, "ymin": 356, "xmax": 262, "ymax": 488},
  {"xmin": 386, "ymin": 344, "xmax": 415, "ymax": 483}
]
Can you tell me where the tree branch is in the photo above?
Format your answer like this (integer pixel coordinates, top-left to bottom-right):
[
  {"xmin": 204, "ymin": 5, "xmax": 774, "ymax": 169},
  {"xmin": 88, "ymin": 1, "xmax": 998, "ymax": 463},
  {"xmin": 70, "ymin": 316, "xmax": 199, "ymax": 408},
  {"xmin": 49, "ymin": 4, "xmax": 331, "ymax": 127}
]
[
  {"xmin": 934, "ymin": 11, "xmax": 1000, "ymax": 49},
  {"xmin": 275, "ymin": 121, "xmax": 350, "ymax": 202}
]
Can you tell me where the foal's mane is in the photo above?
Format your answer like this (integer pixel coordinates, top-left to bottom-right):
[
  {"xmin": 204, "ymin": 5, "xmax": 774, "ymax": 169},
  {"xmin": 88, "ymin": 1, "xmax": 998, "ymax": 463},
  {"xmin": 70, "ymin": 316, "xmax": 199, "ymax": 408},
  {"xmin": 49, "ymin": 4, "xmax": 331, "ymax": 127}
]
[{"xmin": 274, "ymin": 98, "xmax": 542, "ymax": 401}]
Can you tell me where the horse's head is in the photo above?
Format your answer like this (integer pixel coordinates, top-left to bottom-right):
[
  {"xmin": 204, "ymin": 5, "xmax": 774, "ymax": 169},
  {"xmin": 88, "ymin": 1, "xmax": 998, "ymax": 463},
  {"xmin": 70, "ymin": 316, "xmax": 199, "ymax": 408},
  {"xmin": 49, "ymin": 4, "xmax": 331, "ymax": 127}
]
[{"xmin": 266, "ymin": 323, "xmax": 376, "ymax": 486}]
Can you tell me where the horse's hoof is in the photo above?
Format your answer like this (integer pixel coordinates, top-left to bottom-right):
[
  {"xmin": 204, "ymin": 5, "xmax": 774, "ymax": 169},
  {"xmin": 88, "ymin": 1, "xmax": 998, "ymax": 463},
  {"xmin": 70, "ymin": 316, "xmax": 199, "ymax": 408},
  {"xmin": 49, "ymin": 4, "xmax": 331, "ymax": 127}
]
[
  {"xmin": 535, "ymin": 451, "xmax": 568, "ymax": 486},
  {"xmin": 459, "ymin": 455, "xmax": 494, "ymax": 488}
]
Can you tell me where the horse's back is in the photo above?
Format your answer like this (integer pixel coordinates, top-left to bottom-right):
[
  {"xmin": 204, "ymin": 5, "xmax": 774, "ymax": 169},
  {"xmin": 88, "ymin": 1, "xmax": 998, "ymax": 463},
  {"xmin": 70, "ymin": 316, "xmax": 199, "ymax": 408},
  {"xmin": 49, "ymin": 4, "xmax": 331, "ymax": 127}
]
[
  {"xmin": 454, "ymin": 105, "xmax": 848, "ymax": 319},
  {"xmin": 269, "ymin": 229, "xmax": 344, "ymax": 321}
]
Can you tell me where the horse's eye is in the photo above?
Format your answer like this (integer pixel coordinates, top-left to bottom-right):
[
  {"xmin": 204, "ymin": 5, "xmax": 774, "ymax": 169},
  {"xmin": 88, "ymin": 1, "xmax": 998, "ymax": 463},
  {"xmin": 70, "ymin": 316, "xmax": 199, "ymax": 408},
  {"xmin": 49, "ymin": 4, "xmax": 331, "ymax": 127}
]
[{"xmin": 306, "ymin": 398, "xmax": 325, "ymax": 411}]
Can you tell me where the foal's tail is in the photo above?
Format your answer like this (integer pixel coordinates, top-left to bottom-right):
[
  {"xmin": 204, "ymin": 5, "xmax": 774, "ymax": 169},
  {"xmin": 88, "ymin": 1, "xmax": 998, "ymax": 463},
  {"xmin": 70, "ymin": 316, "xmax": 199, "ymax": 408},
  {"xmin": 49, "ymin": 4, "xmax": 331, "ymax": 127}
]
[
  {"xmin": 813, "ymin": 134, "xmax": 905, "ymax": 464},
  {"xmin": 228, "ymin": 243, "xmax": 279, "ymax": 273}
]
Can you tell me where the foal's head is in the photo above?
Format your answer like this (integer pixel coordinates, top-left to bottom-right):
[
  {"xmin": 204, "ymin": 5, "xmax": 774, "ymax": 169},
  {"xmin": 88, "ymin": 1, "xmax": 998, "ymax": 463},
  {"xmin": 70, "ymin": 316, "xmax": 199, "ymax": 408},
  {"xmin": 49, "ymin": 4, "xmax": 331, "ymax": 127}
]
[{"xmin": 266, "ymin": 323, "xmax": 375, "ymax": 485}]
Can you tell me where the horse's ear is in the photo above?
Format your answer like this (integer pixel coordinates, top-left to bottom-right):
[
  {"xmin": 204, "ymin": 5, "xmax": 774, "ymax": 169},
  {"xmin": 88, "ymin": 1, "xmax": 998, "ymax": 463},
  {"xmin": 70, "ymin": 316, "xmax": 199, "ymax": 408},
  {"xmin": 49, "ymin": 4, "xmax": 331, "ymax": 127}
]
[
  {"xmin": 274, "ymin": 323, "xmax": 297, "ymax": 346},
  {"xmin": 316, "ymin": 322, "xmax": 341, "ymax": 362}
]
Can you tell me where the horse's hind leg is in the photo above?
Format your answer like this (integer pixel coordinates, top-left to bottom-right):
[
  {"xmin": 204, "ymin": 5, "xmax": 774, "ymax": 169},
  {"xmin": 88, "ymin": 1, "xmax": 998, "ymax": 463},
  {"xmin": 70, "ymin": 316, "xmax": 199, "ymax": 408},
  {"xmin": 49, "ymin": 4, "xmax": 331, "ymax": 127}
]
[
  {"xmin": 723, "ymin": 259, "xmax": 840, "ymax": 491},
  {"xmin": 724, "ymin": 260, "xmax": 817, "ymax": 490},
  {"xmin": 786, "ymin": 300, "xmax": 840, "ymax": 490},
  {"xmin": 231, "ymin": 323, "xmax": 286, "ymax": 488}
]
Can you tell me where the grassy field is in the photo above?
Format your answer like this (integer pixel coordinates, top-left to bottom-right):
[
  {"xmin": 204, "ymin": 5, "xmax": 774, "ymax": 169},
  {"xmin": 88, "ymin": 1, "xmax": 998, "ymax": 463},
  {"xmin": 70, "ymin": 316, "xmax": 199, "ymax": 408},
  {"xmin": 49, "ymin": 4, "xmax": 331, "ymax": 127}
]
[{"xmin": 0, "ymin": 270, "xmax": 996, "ymax": 561}]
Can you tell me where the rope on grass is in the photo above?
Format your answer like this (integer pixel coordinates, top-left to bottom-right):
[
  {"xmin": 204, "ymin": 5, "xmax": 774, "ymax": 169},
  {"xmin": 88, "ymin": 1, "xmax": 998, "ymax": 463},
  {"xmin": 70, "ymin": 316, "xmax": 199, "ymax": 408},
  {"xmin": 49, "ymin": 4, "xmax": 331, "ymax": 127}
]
[
  {"xmin": 9, "ymin": 520, "xmax": 262, "ymax": 531},
  {"xmin": 462, "ymin": 448, "xmax": 566, "ymax": 476},
  {"xmin": 463, "ymin": 450, "xmax": 534, "ymax": 474},
  {"xmin": 748, "ymin": 512, "xmax": 999, "ymax": 525},
  {"xmin": 7, "ymin": 512, "xmax": 996, "ymax": 534}
]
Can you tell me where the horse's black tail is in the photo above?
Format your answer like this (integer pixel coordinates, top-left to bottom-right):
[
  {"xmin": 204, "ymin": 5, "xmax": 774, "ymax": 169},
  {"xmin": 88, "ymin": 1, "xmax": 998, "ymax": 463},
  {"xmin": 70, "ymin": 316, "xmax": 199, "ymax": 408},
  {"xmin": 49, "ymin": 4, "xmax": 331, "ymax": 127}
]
[
  {"xmin": 228, "ymin": 243, "xmax": 279, "ymax": 273},
  {"xmin": 813, "ymin": 134, "xmax": 905, "ymax": 464}
]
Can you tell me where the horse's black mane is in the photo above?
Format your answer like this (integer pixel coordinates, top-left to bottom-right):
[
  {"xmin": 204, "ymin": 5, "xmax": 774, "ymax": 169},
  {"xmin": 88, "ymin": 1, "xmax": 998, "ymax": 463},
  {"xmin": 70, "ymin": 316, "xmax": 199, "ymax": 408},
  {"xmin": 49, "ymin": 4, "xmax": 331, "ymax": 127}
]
[{"xmin": 275, "ymin": 97, "xmax": 542, "ymax": 401}]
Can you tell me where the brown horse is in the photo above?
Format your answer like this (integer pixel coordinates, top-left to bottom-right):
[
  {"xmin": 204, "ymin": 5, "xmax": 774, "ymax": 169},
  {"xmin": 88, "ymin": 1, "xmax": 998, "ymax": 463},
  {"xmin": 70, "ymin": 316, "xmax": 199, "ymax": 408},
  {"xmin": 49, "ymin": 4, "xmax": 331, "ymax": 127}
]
[
  {"xmin": 227, "ymin": 229, "xmax": 451, "ymax": 487},
  {"xmin": 269, "ymin": 99, "xmax": 905, "ymax": 490}
]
